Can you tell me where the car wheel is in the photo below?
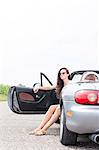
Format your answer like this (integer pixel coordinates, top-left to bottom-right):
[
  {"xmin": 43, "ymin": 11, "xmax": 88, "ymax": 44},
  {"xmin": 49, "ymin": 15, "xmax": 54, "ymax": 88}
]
[{"xmin": 60, "ymin": 106, "xmax": 77, "ymax": 146}]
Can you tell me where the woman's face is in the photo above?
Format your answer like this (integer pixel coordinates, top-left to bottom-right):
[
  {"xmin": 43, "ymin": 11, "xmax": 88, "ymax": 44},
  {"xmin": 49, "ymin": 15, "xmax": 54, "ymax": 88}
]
[{"xmin": 59, "ymin": 69, "xmax": 69, "ymax": 81}]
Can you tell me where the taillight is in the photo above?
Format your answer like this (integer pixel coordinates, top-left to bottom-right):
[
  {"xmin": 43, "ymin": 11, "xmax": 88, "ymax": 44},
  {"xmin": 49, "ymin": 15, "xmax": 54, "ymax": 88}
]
[{"xmin": 75, "ymin": 90, "xmax": 99, "ymax": 104}]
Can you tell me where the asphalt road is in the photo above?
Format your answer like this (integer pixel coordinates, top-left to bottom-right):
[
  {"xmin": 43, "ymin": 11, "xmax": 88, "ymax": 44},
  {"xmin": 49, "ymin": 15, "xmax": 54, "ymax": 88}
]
[{"xmin": 0, "ymin": 102, "xmax": 99, "ymax": 150}]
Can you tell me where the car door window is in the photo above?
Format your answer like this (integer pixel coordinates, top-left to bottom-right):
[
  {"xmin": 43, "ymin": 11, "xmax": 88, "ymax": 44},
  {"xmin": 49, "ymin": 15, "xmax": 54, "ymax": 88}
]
[{"xmin": 40, "ymin": 72, "xmax": 53, "ymax": 86}]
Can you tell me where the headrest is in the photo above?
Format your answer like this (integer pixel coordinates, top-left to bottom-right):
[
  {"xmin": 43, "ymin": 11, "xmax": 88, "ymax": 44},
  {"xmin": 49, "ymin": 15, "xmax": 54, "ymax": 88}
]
[{"xmin": 80, "ymin": 71, "xmax": 99, "ymax": 81}]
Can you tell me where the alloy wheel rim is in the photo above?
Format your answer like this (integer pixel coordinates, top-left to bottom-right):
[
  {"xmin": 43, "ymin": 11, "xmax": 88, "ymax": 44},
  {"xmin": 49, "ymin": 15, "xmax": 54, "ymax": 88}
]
[{"xmin": 60, "ymin": 108, "xmax": 63, "ymax": 140}]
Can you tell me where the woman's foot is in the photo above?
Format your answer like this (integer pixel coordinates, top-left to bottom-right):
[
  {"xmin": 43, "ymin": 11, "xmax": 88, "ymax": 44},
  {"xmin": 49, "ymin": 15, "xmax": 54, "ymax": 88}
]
[
  {"xmin": 35, "ymin": 129, "xmax": 47, "ymax": 136},
  {"xmin": 29, "ymin": 128, "xmax": 41, "ymax": 135}
]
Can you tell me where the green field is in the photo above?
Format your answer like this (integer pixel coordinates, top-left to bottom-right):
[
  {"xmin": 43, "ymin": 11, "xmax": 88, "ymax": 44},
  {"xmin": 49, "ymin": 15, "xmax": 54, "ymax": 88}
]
[
  {"xmin": 0, "ymin": 84, "xmax": 10, "ymax": 101},
  {"xmin": 0, "ymin": 94, "xmax": 7, "ymax": 101}
]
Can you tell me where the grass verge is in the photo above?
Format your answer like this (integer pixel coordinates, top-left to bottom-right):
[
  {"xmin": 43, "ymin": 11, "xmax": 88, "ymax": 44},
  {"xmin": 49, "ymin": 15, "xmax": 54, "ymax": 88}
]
[{"xmin": 0, "ymin": 94, "xmax": 7, "ymax": 101}]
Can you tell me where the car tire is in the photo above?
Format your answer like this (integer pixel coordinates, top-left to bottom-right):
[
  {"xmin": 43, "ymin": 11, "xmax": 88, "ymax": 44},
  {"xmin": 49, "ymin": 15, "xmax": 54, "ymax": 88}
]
[{"xmin": 60, "ymin": 106, "xmax": 77, "ymax": 146}]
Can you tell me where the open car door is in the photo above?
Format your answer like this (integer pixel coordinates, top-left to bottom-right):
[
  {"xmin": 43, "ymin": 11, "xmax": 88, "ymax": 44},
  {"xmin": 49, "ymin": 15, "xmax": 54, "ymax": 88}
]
[{"xmin": 8, "ymin": 73, "xmax": 59, "ymax": 114}]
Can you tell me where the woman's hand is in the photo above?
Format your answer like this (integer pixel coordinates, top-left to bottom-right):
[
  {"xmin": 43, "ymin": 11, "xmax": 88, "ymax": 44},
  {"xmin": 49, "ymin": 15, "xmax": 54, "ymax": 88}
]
[
  {"xmin": 33, "ymin": 87, "xmax": 40, "ymax": 93},
  {"xmin": 33, "ymin": 84, "xmax": 56, "ymax": 93},
  {"xmin": 33, "ymin": 83, "xmax": 41, "ymax": 93}
]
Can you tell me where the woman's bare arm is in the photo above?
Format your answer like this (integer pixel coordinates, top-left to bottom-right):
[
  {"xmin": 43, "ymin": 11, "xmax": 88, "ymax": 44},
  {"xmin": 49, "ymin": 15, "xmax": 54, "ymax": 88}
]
[
  {"xmin": 39, "ymin": 85, "xmax": 56, "ymax": 91},
  {"xmin": 33, "ymin": 85, "xmax": 56, "ymax": 93}
]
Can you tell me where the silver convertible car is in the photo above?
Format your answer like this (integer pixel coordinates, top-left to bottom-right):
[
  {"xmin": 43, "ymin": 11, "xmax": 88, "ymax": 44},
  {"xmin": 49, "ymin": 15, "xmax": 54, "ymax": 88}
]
[
  {"xmin": 8, "ymin": 70, "xmax": 99, "ymax": 146},
  {"xmin": 60, "ymin": 70, "xmax": 99, "ymax": 145}
]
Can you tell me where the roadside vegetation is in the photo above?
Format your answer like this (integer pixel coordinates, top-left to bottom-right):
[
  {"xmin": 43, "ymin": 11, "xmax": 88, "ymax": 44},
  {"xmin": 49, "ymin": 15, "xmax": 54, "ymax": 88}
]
[{"xmin": 0, "ymin": 84, "xmax": 10, "ymax": 101}]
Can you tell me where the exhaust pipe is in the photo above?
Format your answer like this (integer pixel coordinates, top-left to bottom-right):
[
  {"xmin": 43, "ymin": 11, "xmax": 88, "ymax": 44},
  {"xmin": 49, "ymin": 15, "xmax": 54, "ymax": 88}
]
[{"xmin": 89, "ymin": 134, "xmax": 99, "ymax": 144}]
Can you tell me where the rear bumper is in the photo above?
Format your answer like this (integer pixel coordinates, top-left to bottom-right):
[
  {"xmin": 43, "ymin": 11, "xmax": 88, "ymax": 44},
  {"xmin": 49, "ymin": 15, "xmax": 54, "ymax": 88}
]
[{"xmin": 63, "ymin": 101, "xmax": 99, "ymax": 134}]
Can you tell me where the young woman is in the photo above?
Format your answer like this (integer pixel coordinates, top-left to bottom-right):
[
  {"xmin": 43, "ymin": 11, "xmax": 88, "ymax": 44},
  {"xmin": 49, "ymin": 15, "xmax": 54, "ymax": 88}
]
[{"xmin": 30, "ymin": 67, "xmax": 70, "ymax": 136}]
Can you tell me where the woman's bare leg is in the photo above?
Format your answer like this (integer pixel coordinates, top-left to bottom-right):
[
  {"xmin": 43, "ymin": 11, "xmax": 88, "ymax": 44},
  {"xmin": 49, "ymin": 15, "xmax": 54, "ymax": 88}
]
[
  {"xmin": 30, "ymin": 104, "xmax": 58, "ymax": 134},
  {"xmin": 37, "ymin": 104, "xmax": 58, "ymax": 129},
  {"xmin": 35, "ymin": 105, "xmax": 60, "ymax": 135}
]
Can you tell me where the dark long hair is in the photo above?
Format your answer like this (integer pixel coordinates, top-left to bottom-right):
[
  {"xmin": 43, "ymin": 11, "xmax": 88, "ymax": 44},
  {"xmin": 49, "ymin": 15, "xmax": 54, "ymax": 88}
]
[{"xmin": 56, "ymin": 67, "xmax": 69, "ymax": 99}]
